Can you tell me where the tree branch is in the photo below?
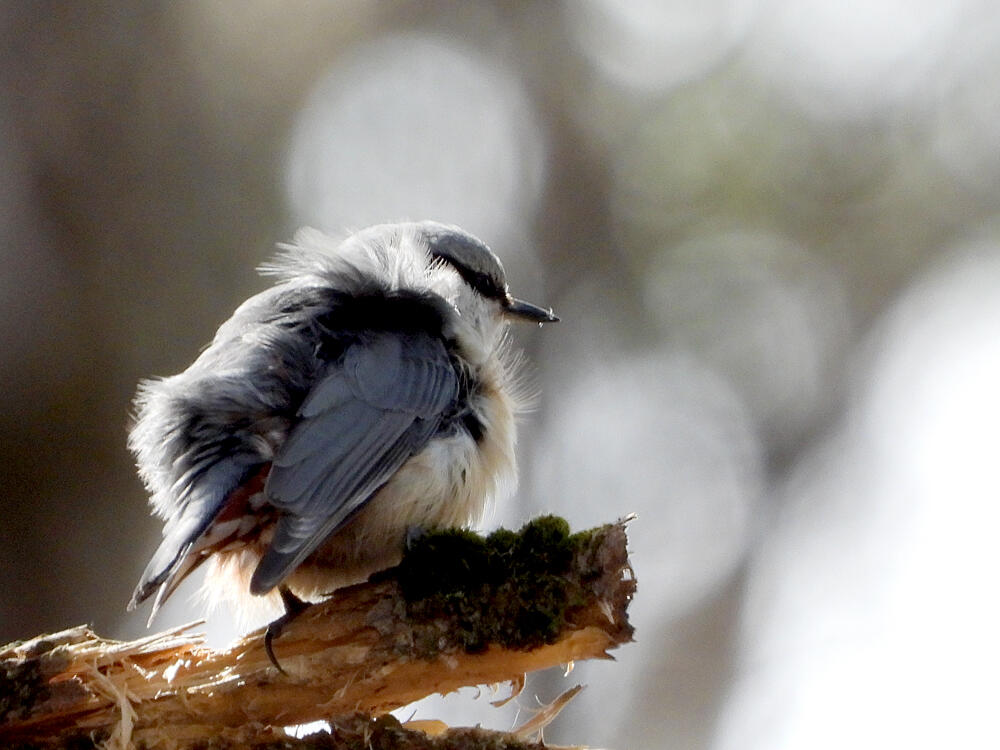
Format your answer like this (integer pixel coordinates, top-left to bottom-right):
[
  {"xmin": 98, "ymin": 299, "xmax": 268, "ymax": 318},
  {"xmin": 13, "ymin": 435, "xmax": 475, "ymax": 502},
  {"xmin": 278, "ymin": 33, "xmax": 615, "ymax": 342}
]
[{"xmin": 1, "ymin": 516, "xmax": 635, "ymax": 749}]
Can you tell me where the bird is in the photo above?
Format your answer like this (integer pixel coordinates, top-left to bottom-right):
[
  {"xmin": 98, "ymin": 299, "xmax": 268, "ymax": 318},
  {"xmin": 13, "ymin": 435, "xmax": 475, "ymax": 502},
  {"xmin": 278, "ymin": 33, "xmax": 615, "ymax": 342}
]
[{"xmin": 126, "ymin": 221, "xmax": 558, "ymax": 646}]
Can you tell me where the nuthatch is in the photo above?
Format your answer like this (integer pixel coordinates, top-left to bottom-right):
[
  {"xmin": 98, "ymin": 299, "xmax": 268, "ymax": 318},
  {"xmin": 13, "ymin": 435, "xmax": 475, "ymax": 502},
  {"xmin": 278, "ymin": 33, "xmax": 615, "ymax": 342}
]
[{"xmin": 127, "ymin": 221, "xmax": 557, "ymax": 636}]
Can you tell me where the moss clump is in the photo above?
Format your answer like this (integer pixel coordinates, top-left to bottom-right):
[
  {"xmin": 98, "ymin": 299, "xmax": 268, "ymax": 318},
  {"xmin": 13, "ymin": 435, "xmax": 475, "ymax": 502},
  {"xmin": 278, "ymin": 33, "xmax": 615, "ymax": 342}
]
[{"xmin": 396, "ymin": 516, "xmax": 596, "ymax": 654}]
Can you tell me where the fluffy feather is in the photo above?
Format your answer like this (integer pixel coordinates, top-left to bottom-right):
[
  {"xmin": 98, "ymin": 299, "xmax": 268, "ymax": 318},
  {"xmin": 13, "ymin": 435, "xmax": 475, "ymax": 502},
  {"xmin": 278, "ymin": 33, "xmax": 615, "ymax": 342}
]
[{"xmin": 128, "ymin": 221, "xmax": 548, "ymax": 623}]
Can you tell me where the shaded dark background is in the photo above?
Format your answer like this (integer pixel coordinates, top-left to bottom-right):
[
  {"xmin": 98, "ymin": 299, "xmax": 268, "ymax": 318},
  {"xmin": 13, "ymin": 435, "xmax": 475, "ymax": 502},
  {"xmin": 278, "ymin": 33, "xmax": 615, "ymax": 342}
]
[{"xmin": 2, "ymin": 2, "xmax": 999, "ymax": 747}]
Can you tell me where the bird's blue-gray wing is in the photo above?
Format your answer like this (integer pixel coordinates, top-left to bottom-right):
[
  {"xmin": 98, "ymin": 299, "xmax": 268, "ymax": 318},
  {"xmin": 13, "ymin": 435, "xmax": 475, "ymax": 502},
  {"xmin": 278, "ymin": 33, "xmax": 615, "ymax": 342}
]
[
  {"xmin": 249, "ymin": 331, "xmax": 458, "ymax": 594},
  {"xmin": 129, "ymin": 454, "xmax": 264, "ymax": 618}
]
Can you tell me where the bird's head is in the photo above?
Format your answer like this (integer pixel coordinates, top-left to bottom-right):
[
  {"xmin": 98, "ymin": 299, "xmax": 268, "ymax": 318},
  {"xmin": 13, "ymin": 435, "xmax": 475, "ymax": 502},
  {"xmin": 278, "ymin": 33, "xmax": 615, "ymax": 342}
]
[{"xmin": 417, "ymin": 222, "xmax": 558, "ymax": 361}]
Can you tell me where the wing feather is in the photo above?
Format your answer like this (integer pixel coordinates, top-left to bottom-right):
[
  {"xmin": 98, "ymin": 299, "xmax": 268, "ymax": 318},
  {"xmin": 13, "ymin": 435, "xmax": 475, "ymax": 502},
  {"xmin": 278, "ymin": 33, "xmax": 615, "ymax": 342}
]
[
  {"xmin": 250, "ymin": 331, "xmax": 457, "ymax": 594},
  {"xmin": 128, "ymin": 454, "xmax": 262, "ymax": 615}
]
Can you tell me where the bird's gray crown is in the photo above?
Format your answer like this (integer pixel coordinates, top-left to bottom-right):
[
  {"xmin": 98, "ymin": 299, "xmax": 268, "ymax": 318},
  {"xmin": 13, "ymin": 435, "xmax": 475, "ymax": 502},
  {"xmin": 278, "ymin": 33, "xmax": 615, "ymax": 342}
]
[{"xmin": 416, "ymin": 221, "xmax": 508, "ymax": 301}]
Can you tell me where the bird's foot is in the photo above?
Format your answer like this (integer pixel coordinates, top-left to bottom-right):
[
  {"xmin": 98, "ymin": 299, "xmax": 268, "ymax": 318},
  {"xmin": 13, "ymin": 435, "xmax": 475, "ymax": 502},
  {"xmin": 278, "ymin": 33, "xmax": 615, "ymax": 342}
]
[{"xmin": 264, "ymin": 586, "xmax": 311, "ymax": 674}]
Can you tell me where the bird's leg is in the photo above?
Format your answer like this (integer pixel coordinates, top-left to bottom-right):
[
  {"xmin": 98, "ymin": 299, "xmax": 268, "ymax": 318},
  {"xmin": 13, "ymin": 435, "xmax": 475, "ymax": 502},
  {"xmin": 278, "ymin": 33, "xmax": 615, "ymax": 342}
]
[{"xmin": 264, "ymin": 585, "xmax": 311, "ymax": 674}]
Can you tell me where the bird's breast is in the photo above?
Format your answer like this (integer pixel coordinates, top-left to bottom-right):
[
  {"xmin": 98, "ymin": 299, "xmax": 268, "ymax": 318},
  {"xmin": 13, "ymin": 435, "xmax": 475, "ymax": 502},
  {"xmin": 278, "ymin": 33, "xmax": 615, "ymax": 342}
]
[{"xmin": 283, "ymin": 371, "xmax": 519, "ymax": 598}]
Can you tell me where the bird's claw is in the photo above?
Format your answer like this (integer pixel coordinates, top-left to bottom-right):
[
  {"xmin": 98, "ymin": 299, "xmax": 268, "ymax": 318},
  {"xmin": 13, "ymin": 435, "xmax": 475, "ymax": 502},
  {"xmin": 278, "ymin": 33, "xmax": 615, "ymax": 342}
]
[{"xmin": 264, "ymin": 586, "xmax": 311, "ymax": 674}]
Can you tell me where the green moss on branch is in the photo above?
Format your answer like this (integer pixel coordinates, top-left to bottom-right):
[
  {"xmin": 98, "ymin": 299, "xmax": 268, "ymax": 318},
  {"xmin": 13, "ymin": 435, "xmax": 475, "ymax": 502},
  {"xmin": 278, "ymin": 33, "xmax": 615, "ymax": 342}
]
[{"xmin": 395, "ymin": 515, "xmax": 625, "ymax": 655}]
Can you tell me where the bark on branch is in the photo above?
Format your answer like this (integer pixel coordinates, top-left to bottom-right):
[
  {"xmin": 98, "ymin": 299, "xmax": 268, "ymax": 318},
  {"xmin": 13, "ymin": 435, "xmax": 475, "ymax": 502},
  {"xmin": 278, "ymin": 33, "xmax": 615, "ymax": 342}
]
[{"xmin": 1, "ymin": 517, "xmax": 635, "ymax": 749}]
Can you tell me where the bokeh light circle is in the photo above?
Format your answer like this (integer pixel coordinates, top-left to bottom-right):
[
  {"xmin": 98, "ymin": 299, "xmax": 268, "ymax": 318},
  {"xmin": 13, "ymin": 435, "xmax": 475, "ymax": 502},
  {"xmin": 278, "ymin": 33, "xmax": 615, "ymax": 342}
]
[
  {"xmin": 532, "ymin": 349, "xmax": 762, "ymax": 619},
  {"xmin": 566, "ymin": 0, "xmax": 758, "ymax": 93},
  {"xmin": 286, "ymin": 33, "xmax": 547, "ymax": 244}
]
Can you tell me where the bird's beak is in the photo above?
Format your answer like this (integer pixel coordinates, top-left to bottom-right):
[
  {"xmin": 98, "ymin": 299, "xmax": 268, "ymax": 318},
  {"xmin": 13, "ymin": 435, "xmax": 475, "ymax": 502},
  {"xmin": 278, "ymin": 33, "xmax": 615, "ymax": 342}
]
[{"xmin": 504, "ymin": 296, "xmax": 559, "ymax": 323}]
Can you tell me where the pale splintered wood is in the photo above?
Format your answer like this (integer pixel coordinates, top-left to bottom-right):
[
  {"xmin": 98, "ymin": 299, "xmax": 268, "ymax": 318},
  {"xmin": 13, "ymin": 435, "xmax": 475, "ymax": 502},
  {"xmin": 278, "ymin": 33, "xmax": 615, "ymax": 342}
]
[{"xmin": 0, "ymin": 519, "xmax": 634, "ymax": 749}]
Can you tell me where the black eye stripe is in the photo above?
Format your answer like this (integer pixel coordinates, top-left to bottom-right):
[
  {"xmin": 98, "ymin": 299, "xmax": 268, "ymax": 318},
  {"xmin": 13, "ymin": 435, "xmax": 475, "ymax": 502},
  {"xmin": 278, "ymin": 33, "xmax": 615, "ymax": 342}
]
[{"xmin": 432, "ymin": 253, "xmax": 506, "ymax": 300}]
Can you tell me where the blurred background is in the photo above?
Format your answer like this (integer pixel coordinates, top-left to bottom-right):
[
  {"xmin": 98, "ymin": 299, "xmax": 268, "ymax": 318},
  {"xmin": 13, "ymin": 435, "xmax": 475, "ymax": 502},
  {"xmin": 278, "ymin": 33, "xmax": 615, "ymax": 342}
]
[{"xmin": 2, "ymin": 1, "xmax": 999, "ymax": 747}]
